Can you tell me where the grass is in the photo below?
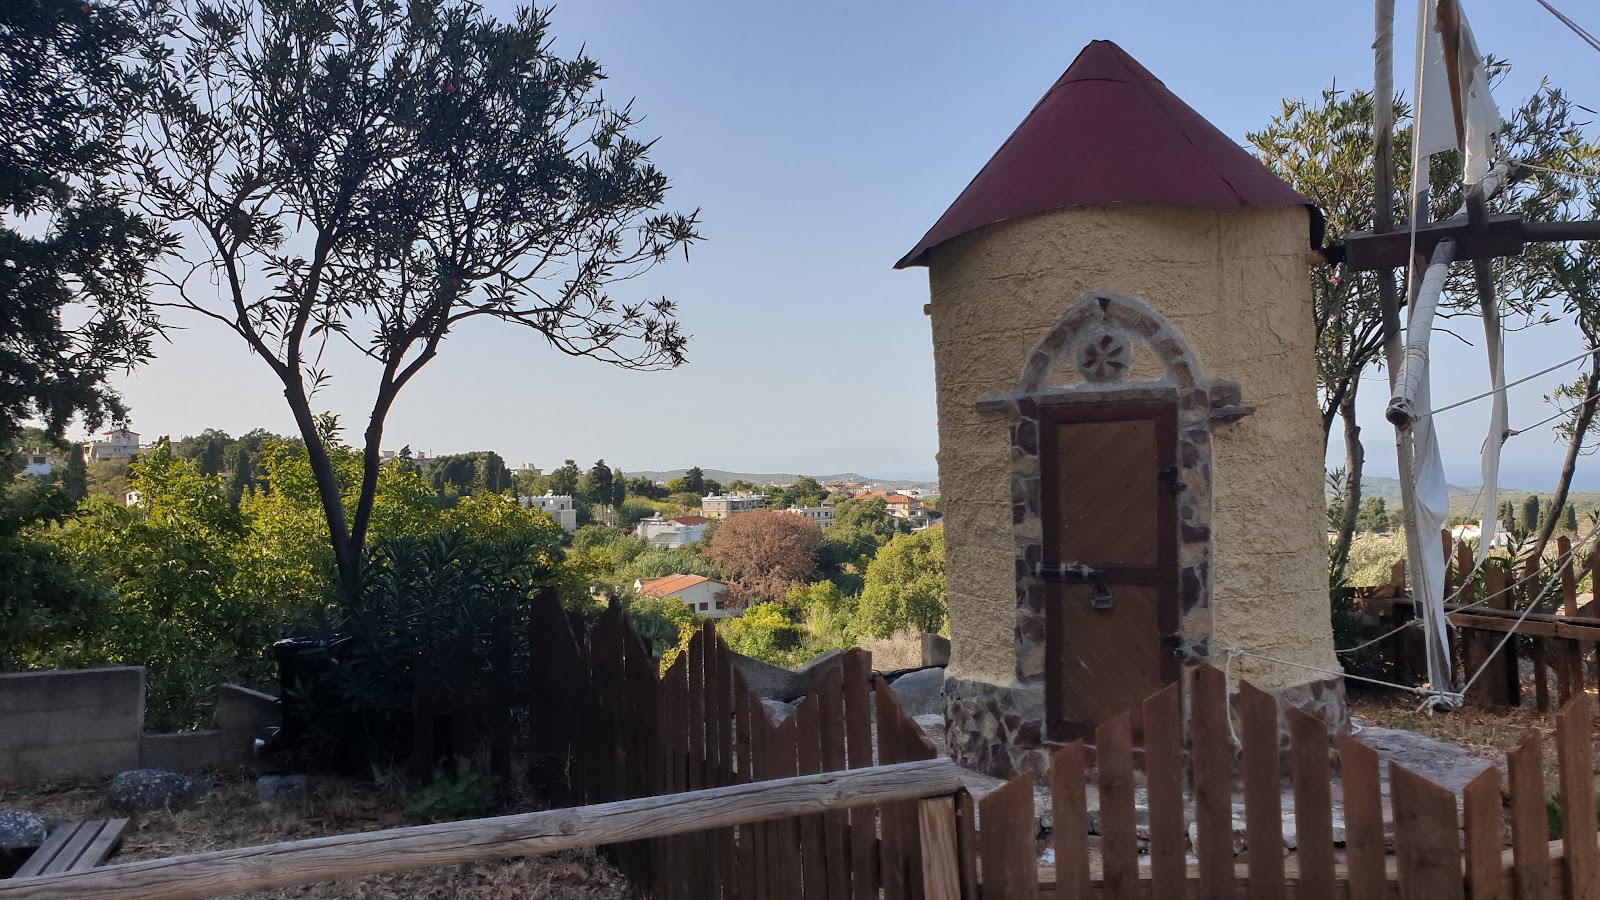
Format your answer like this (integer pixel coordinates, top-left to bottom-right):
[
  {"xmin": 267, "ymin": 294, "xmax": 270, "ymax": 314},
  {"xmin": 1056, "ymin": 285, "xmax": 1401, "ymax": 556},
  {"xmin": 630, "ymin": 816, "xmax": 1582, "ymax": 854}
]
[
  {"xmin": 1347, "ymin": 681, "xmax": 1600, "ymax": 802},
  {"xmin": 0, "ymin": 768, "xmax": 631, "ymax": 898}
]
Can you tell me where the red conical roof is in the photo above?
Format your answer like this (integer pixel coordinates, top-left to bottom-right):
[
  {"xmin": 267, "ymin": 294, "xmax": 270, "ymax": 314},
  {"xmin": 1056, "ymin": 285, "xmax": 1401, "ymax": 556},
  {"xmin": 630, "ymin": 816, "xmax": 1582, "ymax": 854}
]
[{"xmin": 896, "ymin": 40, "xmax": 1316, "ymax": 269}]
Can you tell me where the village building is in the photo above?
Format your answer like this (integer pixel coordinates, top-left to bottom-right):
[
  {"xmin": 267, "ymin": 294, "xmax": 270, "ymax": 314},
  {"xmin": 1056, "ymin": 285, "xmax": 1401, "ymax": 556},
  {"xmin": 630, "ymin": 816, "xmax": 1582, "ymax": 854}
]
[
  {"xmin": 517, "ymin": 493, "xmax": 578, "ymax": 532},
  {"xmin": 635, "ymin": 574, "xmax": 733, "ymax": 619},
  {"xmin": 898, "ymin": 40, "xmax": 1342, "ymax": 778},
  {"xmin": 782, "ymin": 505, "xmax": 834, "ymax": 527},
  {"xmin": 635, "ymin": 514, "xmax": 711, "ymax": 547},
  {"xmin": 701, "ymin": 493, "xmax": 767, "ymax": 519},
  {"xmin": 81, "ymin": 427, "xmax": 141, "ymax": 463}
]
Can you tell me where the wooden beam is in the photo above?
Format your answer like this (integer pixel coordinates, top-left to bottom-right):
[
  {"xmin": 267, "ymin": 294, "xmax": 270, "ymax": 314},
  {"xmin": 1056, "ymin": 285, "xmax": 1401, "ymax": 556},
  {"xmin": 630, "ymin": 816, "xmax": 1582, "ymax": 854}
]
[
  {"xmin": 1343, "ymin": 214, "xmax": 1524, "ymax": 271},
  {"xmin": 0, "ymin": 759, "xmax": 965, "ymax": 900}
]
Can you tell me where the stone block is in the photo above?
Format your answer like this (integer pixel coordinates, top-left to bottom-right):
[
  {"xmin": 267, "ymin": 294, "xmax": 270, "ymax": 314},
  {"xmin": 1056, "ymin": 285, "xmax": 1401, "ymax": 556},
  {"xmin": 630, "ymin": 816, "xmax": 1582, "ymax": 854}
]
[
  {"xmin": 140, "ymin": 730, "xmax": 224, "ymax": 773},
  {"xmin": 5, "ymin": 739, "xmax": 140, "ymax": 782},
  {"xmin": 0, "ymin": 667, "xmax": 143, "ymax": 716},
  {"xmin": 920, "ymin": 632, "xmax": 951, "ymax": 668}
]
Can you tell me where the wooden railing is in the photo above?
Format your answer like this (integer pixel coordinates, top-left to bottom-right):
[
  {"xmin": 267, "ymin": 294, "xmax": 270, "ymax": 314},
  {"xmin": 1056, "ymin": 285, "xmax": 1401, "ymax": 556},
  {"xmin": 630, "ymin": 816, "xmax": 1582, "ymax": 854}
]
[
  {"xmin": 973, "ymin": 663, "xmax": 1600, "ymax": 899},
  {"xmin": 1348, "ymin": 533, "xmax": 1600, "ymax": 709},
  {"xmin": 0, "ymin": 759, "xmax": 968, "ymax": 900}
]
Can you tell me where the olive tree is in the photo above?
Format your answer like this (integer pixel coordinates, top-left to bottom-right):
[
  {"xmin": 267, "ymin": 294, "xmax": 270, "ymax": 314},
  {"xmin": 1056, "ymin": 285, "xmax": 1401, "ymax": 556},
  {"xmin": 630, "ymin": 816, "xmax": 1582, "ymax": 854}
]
[{"xmin": 138, "ymin": 0, "xmax": 700, "ymax": 596}]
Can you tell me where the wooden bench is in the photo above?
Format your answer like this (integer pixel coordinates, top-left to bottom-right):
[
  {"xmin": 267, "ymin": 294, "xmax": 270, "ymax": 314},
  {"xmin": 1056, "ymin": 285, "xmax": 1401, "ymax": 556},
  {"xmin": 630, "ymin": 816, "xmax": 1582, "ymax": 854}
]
[{"xmin": 11, "ymin": 819, "xmax": 127, "ymax": 878}]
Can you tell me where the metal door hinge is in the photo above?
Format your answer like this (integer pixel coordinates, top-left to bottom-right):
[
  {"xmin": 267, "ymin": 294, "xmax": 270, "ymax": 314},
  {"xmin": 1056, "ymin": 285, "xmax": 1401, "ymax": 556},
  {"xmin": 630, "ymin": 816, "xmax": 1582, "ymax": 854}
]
[{"xmin": 1158, "ymin": 466, "xmax": 1187, "ymax": 492}]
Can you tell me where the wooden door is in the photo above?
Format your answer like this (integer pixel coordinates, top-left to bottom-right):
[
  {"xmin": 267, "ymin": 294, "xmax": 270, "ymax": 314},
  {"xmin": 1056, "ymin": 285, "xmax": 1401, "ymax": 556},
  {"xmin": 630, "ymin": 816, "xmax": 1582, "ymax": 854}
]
[{"xmin": 1041, "ymin": 401, "xmax": 1181, "ymax": 742}]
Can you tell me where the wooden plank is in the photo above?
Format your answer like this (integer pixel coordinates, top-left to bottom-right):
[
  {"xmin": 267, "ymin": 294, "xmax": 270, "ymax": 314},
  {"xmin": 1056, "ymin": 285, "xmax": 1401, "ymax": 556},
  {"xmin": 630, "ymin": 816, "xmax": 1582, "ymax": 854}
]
[
  {"xmin": 1097, "ymin": 713, "xmax": 1139, "ymax": 900},
  {"xmin": 1142, "ymin": 683, "xmax": 1186, "ymax": 898},
  {"xmin": 773, "ymin": 715, "xmax": 804, "ymax": 900},
  {"xmin": 977, "ymin": 774, "xmax": 1038, "ymax": 900},
  {"xmin": 795, "ymin": 694, "xmax": 828, "ymax": 900},
  {"xmin": 42, "ymin": 823, "xmax": 105, "ymax": 876},
  {"xmin": 815, "ymin": 666, "xmax": 852, "ymax": 900},
  {"xmin": 1338, "ymin": 735, "xmax": 1387, "ymax": 900},
  {"xmin": 1288, "ymin": 706, "xmax": 1335, "ymax": 900},
  {"xmin": 1190, "ymin": 665, "xmax": 1235, "ymax": 899},
  {"xmin": 843, "ymin": 650, "xmax": 879, "ymax": 900},
  {"xmin": 1462, "ymin": 768, "xmax": 1502, "ymax": 900},
  {"xmin": 1050, "ymin": 741, "xmax": 1092, "ymax": 900},
  {"xmin": 1238, "ymin": 681, "xmax": 1284, "ymax": 900},
  {"xmin": 1507, "ymin": 734, "xmax": 1551, "ymax": 900},
  {"xmin": 1390, "ymin": 761, "xmax": 1465, "ymax": 900},
  {"xmin": 876, "ymin": 675, "xmax": 911, "ymax": 900},
  {"xmin": 916, "ymin": 797, "xmax": 962, "ymax": 900},
  {"xmin": 0, "ymin": 759, "xmax": 968, "ymax": 900},
  {"xmin": 953, "ymin": 789, "xmax": 980, "ymax": 900},
  {"xmin": 1561, "ymin": 640, "xmax": 1581, "ymax": 705},
  {"xmin": 65, "ymin": 819, "xmax": 126, "ymax": 873},
  {"xmin": 1534, "ymin": 637, "xmax": 1551, "ymax": 713},
  {"xmin": 1556, "ymin": 697, "xmax": 1600, "ymax": 900},
  {"xmin": 14, "ymin": 824, "xmax": 81, "ymax": 879}
]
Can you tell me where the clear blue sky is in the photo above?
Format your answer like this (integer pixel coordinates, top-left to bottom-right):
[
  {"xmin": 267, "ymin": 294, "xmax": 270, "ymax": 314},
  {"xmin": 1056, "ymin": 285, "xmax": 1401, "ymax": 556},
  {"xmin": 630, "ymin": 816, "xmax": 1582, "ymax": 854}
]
[{"xmin": 105, "ymin": 1, "xmax": 1599, "ymax": 487}]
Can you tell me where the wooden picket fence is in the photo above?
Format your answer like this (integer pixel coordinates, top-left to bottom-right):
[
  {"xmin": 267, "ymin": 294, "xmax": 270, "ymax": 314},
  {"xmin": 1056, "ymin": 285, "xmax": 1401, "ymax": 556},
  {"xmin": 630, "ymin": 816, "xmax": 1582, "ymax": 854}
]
[
  {"xmin": 972, "ymin": 663, "xmax": 1597, "ymax": 899},
  {"xmin": 1349, "ymin": 533, "xmax": 1600, "ymax": 710},
  {"xmin": 408, "ymin": 590, "xmax": 969, "ymax": 899}
]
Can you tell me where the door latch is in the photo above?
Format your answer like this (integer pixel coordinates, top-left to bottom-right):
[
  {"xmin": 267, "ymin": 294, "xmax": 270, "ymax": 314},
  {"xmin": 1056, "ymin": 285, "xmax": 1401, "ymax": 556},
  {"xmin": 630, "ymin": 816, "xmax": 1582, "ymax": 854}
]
[{"xmin": 1036, "ymin": 562, "xmax": 1115, "ymax": 611}]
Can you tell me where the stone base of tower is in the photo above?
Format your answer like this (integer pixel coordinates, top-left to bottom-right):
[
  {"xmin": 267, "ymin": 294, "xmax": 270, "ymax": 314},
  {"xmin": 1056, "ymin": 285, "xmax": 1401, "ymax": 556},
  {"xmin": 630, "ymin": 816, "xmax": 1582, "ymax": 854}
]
[{"xmin": 941, "ymin": 669, "xmax": 1348, "ymax": 782}]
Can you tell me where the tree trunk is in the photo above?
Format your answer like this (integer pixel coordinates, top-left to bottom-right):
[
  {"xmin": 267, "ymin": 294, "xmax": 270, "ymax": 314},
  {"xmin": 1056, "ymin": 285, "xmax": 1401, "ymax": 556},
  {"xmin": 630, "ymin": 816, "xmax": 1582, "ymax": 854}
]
[
  {"xmin": 1331, "ymin": 385, "xmax": 1365, "ymax": 581},
  {"xmin": 280, "ymin": 382, "xmax": 361, "ymax": 601},
  {"xmin": 1533, "ymin": 352, "xmax": 1600, "ymax": 564}
]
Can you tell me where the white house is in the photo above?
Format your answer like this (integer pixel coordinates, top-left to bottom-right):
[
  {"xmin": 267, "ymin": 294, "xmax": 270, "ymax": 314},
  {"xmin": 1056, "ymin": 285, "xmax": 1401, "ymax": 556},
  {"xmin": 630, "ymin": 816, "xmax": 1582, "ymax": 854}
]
[
  {"xmin": 1451, "ymin": 522, "xmax": 1512, "ymax": 549},
  {"xmin": 82, "ymin": 428, "xmax": 141, "ymax": 463},
  {"xmin": 518, "ymin": 493, "xmax": 578, "ymax": 532},
  {"xmin": 701, "ymin": 493, "xmax": 767, "ymax": 518},
  {"xmin": 20, "ymin": 450, "xmax": 60, "ymax": 476},
  {"xmin": 635, "ymin": 573, "xmax": 733, "ymax": 618},
  {"xmin": 635, "ymin": 514, "xmax": 710, "ymax": 548},
  {"xmin": 783, "ymin": 505, "xmax": 833, "ymax": 527}
]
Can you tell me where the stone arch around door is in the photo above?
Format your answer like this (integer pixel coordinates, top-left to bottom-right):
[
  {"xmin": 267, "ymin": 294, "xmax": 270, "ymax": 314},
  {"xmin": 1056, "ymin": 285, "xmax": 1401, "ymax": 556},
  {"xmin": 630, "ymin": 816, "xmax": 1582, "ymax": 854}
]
[{"xmin": 975, "ymin": 290, "xmax": 1254, "ymax": 725}]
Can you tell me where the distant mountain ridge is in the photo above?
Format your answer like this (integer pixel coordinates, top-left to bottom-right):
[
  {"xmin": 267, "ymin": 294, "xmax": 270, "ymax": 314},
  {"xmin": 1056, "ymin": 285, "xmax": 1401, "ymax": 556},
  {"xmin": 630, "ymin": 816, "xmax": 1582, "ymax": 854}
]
[
  {"xmin": 627, "ymin": 468, "xmax": 938, "ymax": 491},
  {"xmin": 1353, "ymin": 475, "xmax": 1600, "ymax": 518}
]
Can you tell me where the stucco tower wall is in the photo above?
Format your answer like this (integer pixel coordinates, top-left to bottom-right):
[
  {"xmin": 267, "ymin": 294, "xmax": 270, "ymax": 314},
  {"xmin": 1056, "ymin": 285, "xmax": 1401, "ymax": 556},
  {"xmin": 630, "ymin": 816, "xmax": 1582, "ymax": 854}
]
[{"xmin": 928, "ymin": 203, "xmax": 1338, "ymax": 696}]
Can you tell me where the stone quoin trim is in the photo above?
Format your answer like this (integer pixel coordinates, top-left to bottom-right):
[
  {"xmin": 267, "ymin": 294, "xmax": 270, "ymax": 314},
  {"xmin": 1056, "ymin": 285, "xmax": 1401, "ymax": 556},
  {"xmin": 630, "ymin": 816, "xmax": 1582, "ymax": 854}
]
[{"xmin": 947, "ymin": 291, "xmax": 1252, "ymax": 778}]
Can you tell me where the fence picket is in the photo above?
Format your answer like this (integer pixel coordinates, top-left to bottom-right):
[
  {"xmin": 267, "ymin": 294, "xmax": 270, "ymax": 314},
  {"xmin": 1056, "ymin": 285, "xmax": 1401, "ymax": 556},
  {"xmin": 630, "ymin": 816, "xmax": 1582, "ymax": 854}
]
[
  {"xmin": 842, "ymin": 651, "xmax": 879, "ymax": 900},
  {"xmin": 1557, "ymin": 697, "xmax": 1600, "ymax": 900},
  {"xmin": 1049, "ymin": 741, "xmax": 1091, "ymax": 900},
  {"xmin": 815, "ymin": 666, "xmax": 852, "ymax": 900},
  {"xmin": 1337, "ymin": 734, "xmax": 1387, "ymax": 900},
  {"xmin": 1141, "ymin": 683, "xmax": 1185, "ymax": 897},
  {"xmin": 1190, "ymin": 665, "xmax": 1235, "ymax": 899},
  {"xmin": 1097, "ymin": 713, "xmax": 1139, "ymax": 900},
  {"xmin": 1507, "ymin": 734, "xmax": 1550, "ymax": 900},
  {"xmin": 1462, "ymin": 767, "xmax": 1502, "ymax": 900},
  {"xmin": 1238, "ymin": 681, "xmax": 1284, "ymax": 899},
  {"xmin": 795, "ymin": 695, "xmax": 827, "ymax": 900},
  {"xmin": 1391, "ymin": 761, "xmax": 1465, "ymax": 900},
  {"xmin": 977, "ymin": 773, "xmax": 1038, "ymax": 900},
  {"xmin": 875, "ymin": 675, "xmax": 911, "ymax": 900},
  {"xmin": 1287, "ymin": 706, "xmax": 1334, "ymax": 900},
  {"xmin": 953, "ymin": 789, "xmax": 979, "ymax": 900}
]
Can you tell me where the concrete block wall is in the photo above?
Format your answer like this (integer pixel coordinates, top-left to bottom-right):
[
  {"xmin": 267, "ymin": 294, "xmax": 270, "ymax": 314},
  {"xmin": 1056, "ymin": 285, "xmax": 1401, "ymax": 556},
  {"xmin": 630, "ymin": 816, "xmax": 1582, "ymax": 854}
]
[
  {"xmin": 0, "ymin": 667, "xmax": 144, "ymax": 781},
  {"xmin": 1, "ymin": 669, "xmax": 281, "ymax": 782}
]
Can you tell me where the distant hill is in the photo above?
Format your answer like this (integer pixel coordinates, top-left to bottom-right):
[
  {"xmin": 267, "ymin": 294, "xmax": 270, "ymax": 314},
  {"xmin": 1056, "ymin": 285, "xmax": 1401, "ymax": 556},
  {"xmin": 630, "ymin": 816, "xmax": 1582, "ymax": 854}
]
[
  {"xmin": 627, "ymin": 468, "xmax": 939, "ymax": 492},
  {"xmin": 1353, "ymin": 475, "xmax": 1600, "ymax": 519}
]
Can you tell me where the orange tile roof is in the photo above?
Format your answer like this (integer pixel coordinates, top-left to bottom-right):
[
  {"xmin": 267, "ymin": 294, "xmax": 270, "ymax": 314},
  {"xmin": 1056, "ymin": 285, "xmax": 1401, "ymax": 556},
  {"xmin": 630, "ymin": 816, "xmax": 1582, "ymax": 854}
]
[
  {"xmin": 637, "ymin": 573, "xmax": 726, "ymax": 598},
  {"xmin": 669, "ymin": 515, "xmax": 711, "ymax": 526}
]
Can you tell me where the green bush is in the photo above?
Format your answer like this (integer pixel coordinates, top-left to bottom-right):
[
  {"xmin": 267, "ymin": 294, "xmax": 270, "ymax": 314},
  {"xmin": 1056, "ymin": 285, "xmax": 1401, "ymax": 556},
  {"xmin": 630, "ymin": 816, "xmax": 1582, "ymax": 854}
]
[
  {"xmin": 405, "ymin": 758, "xmax": 497, "ymax": 822},
  {"xmin": 283, "ymin": 530, "xmax": 554, "ymax": 770},
  {"xmin": 720, "ymin": 602, "xmax": 806, "ymax": 666}
]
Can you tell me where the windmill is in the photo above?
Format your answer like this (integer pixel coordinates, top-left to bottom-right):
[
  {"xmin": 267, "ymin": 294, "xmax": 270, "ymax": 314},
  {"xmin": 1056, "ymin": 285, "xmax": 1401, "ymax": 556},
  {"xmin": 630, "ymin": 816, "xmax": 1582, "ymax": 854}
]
[{"xmin": 1340, "ymin": 0, "xmax": 1600, "ymax": 708}]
